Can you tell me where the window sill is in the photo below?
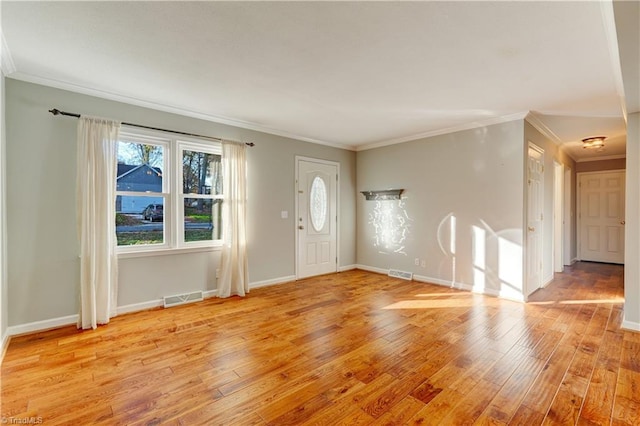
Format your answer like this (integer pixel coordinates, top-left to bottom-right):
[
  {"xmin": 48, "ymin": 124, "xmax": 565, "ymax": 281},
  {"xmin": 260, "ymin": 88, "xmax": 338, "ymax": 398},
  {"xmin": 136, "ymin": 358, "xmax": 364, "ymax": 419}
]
[{"xmin": 118, "ymin": 244, "xmax": 222, "ymax": 259}]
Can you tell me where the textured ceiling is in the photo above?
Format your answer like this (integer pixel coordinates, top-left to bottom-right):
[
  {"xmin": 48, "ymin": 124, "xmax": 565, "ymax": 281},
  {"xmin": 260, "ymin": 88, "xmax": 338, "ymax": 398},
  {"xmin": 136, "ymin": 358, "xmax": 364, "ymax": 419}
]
[{"xmin": 1, "ymin": 1, "xmax": 631, "ymax": 160}]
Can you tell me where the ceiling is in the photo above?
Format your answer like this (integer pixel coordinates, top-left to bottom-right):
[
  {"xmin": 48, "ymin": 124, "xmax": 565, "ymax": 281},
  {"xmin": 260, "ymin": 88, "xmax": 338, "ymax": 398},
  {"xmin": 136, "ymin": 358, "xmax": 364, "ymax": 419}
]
[{"xmin": 1, "ymin": 1, "xmax": 632, "ymax": 160}]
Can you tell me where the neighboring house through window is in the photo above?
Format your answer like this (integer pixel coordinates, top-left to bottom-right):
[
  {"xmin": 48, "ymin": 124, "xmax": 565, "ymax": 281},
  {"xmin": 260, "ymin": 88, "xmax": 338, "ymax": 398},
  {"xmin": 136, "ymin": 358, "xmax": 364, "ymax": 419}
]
[{"xmin": 115, "ymin": 130, "xmax": 222, "ymax": 253}]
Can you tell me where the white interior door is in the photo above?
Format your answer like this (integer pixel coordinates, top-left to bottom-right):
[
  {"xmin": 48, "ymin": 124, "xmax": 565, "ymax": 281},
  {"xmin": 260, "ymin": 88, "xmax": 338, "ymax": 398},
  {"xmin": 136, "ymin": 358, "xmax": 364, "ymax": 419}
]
[
  {"xmin": 526, "ymin": 144, "xmax": 544, "ymax": 296},
  {"xmin": 578, "ymin": 170, "xmax": 625, "ymax": 264},
  {"xmin": 554, "ymin": 162, "xmax": 564, "ymax": 273},
  {"xmin": 296, "ymin": 158, "xmax": 337, "ymax": 279},
  {"xmin": 564, "ymin": 168, "xmax": 572, "ymax": 266}
]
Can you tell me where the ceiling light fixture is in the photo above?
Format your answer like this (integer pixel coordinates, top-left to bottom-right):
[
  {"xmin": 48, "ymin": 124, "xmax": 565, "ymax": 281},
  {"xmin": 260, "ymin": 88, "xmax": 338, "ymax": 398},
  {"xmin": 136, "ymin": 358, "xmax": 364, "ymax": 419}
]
[{"xmin": 581, "ymin": 136, "xmax": 606, "ymax": 149}]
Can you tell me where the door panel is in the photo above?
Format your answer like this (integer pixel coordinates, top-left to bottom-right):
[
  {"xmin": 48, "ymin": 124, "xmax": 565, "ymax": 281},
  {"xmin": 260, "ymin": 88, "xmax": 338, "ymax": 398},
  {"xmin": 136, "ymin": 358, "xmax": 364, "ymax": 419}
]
[
  {"xmin": 579, "ymin": 171, "xmax": 625, "ymax": 263},
  {"xmin": 297, "ymin": 159, "xmax": 337, "ymax": 279},
  {"xmin": 526, "ymin": 144, "xmax": 544, "ymax": 296}
]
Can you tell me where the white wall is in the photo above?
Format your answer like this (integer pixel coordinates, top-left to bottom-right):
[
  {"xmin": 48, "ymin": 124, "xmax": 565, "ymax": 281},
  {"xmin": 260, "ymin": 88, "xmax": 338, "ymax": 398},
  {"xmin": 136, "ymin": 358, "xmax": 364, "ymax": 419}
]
[
  {"xmin": 356, "ymin": 120, "xmax": 526, "ymax": 300},
  {"xmin": 0, "ymin": 70, "xmax": 7, "ymax": 352},
  {"xmin": 5, "ymin": 79, "xmax": 356, "ymax": 327},
  {"xmin": 624, "ymin": 112, "xmax": 640, "ymax": 330}
]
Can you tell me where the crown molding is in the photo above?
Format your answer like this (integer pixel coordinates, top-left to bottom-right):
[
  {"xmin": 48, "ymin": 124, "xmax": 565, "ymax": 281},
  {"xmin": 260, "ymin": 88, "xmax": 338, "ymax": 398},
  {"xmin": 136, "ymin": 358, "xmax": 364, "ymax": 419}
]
[
  {"xmin": 7, "ymin": 72, "xmax": 358, "ymax": 151},
  {"xmin": 525, "ymin": 111, "xmax": 563, "ymax": 145},
  {"xmin": 1, "ymin": 31, "xmax": 17, "ymax": 76},
  {"xmin": 356, "ymin": 111, "xmax": 530, "ymax": 152},
  {"xmin": 575, "ymin": 154, "xmax": 626, "ymax": 163}
]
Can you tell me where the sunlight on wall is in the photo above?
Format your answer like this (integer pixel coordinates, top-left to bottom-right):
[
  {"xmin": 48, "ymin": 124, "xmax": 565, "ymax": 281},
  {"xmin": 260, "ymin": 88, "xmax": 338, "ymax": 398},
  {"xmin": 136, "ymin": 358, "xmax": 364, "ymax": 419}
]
[
  {"xmin": 498, "ymin": 236, "xmax": 522, "ymax": 299},
  {"xmin": 437, "ymin": 213, "xmax": 457, "ymax": 284},
  {"xmin": 435, "ymin": 214, "xmax": 524, "ymax": 300},
  {"xmin": 369, "ymin": 198, "xmax": 411, "ymax": 255}
]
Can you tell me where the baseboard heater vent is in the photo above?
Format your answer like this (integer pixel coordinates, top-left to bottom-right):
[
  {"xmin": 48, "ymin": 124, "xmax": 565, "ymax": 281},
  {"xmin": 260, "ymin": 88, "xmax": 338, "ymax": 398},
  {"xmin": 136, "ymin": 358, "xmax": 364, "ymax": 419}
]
[
  {"xmin": 388, "ymin": 269, "xmax": 413, "ymax": 280},
  {"xmin": 163, "ymin": 291, "xmax": 204, "ymax": 308}
]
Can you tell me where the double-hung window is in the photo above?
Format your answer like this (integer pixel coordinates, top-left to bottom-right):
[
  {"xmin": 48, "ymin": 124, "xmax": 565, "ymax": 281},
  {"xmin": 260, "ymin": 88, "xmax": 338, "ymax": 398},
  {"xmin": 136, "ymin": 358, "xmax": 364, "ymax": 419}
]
[
  {"xmin": 115, "ymin": 129, "xmax": 222, "ymax": 254},
  {"xmin": 178, "ymin": 142, "xmax": 223, "ymax": 244}
]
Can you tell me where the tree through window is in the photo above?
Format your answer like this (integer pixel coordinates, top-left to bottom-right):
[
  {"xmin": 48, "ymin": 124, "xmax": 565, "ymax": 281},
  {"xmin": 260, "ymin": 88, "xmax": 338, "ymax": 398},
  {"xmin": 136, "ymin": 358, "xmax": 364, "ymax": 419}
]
[{"xmin": 114, "ymin": 131, "xmax": 223, "ymax": 251}]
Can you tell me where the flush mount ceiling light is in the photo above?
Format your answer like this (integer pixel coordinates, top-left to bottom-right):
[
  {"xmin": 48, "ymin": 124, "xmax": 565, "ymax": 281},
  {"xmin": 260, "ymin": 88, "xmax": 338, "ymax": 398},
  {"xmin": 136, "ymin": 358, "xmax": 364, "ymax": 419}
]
[{"xmin": 581, "ymin": 136, "xmax": 606, "ymax": 149}]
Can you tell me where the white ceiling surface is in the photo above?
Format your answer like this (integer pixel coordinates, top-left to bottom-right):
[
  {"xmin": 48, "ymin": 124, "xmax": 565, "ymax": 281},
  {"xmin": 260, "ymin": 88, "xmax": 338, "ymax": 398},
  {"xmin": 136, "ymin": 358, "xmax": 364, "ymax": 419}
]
[{"xmin": 0, "ymin": 1, "xmax": 629, "ymax": 159}]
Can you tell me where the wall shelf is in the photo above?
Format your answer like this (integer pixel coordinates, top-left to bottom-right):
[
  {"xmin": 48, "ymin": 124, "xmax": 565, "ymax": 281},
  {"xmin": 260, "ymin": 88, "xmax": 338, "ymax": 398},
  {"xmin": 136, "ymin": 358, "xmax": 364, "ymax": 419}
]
[{"xmin": 360, "ymin": 189, "xmax": 403, "ymax": 200}]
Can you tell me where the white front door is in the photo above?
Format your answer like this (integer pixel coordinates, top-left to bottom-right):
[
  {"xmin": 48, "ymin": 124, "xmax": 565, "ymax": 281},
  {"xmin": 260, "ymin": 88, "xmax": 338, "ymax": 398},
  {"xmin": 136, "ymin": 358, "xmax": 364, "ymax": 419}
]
[
  {"xmin": 296, "ymin": 158, "xmax": 338, "ymax": 279},
  {"xmin": 579, "ymin": 170, "xmax": 625, "ymax": 264},
  {"xmin": 526, "ymin": 144, "xmax": 544, "ymax": 297}
]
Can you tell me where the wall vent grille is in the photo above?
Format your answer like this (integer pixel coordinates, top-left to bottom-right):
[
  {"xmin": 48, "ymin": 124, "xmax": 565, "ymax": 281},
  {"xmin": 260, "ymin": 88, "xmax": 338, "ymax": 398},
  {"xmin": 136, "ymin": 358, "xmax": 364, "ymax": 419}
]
[
  {"xmin": 388, "ymin": 269, "xmax": 413, "ymax": 280},
  {"xmin": 163, "ymin": 291, "xmax": 204, "ymax": 308}
]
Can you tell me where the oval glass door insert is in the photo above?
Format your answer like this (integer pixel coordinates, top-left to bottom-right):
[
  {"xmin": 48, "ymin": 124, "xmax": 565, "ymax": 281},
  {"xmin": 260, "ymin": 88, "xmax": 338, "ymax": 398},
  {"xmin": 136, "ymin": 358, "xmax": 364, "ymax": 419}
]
[{"xmin": 310, "ymin": 176, "xmax": 327, "ymax": 232}]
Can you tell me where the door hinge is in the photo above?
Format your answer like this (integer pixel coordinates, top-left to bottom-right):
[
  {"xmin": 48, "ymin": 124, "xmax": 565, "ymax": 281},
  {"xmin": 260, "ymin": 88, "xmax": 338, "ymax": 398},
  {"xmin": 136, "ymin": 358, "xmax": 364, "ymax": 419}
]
[{"xmin": 540, "ymin": 213, "xmax": 543, "ymax": 221}]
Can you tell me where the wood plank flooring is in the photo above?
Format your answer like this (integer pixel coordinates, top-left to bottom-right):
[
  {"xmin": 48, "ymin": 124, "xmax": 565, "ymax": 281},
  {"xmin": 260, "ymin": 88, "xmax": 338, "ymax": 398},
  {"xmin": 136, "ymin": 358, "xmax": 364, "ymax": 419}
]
[{"xmin": 2, "ymin": 262, "xmax": 639, "ymax": 425}]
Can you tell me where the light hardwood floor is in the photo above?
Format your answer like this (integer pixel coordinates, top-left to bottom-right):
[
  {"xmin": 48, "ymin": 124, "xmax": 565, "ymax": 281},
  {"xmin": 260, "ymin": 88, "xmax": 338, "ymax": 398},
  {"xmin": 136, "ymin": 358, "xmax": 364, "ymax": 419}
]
[{"xmin": 2, "ymin": 262, "xmax": 639, "ymax": 425}]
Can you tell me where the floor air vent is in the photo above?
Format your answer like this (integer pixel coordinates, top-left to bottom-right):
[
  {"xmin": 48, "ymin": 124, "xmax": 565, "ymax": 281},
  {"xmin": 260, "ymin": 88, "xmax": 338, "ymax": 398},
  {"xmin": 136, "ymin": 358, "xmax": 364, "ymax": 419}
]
[
  {"xmin": 163, "ymin": 291, "xmax": 204, "ymax": 308},
  {"xmin": 388, "ymin": 269, "xmax": 413, "ymax": 280}
]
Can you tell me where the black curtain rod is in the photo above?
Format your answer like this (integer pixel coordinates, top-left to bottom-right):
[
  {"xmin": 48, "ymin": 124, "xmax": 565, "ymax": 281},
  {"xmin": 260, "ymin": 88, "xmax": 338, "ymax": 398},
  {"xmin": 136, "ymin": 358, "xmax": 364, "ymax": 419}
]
[{"xmin": 48, "ymin": 108, "xmax": 255, "ymax": 147}]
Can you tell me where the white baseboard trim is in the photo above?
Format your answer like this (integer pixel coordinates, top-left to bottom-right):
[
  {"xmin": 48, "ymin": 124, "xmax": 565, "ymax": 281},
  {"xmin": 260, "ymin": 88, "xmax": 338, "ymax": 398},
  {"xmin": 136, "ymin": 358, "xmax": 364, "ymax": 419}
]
[
  {"xmin": 353, "ymin": 266, "xmax": 525, "ymax": 301},
  {"xmin": 1, "ymin": 332, "xmax": 10, "ymax": 364},
  {"xmin": 7, "ymin": 289, "xmax": 222, "ymax": 337},
  {"xmin": 338, "ymin": 264, "xmax": 357, "ymax": 272},
  {"xmin": 250, "ymin": 275, "xmax": 295, "ymax": 290},
  {"xmin": 6, "ymin": 314, "xmax": 79, "ymax": 337},
  {"xmin": 413, "ymin": 274, "xmax": 526, "ymax": 303},
  {"xmin": 203, "ymin": 289, "xmax": 217, "ymax": 299},
  {"xmin": 354, "ymin": 264, "xmax": 389, "ymax": 275},
  {"xmin": 119, "ymin": 289, "xmax": 219, "ymax": 315},
  {"xmin": 4, "ymin": 275, "xmax": 298, "ymax": 338},
  {"xmin": 542, "ymin": 274, "xmax": 554, "ymax": 288},
  {"xmin": 413, "ymin": 274, "xmax": 474, "ymax": 292},
  {"xmin": 117, "ymin": 299, "xmax": 164, "ymax": 315},
  {"xmin": 622, "ymin": 318, "xmax": 640, "ymax": 332}
]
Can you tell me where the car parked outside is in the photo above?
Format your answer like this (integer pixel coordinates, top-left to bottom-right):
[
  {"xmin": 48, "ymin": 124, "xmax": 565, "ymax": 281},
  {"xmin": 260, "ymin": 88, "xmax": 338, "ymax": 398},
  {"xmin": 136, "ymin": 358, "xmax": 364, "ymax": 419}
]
[{"xmin": 142, "ymin": 204, "xmax": 163, "ymax": 222}]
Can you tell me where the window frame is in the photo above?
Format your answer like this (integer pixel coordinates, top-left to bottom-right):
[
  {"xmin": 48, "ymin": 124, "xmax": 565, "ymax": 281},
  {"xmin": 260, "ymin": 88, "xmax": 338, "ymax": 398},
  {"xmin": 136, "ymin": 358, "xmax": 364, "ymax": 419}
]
[
  {"xmin": 115, "ymin": 128, "xmax": 223, "ymax": 257},
  {"xmin": 176, "ymin": 140, "xmax": 223, "ymax": 249}
]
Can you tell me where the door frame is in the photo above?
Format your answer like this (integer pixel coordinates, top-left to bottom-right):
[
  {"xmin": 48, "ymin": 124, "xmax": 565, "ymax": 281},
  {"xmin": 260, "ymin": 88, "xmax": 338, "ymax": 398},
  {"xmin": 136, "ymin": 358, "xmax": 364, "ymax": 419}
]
[
  {"xmin": 576, "ymin": 169, "xmax": 626, "ymax": 263},
  {"xmin": 294, "ymin": 156, "xmax": 340, "ymax": 280},
  {"xmin": 563, "ymin": 167, "xmax": 572, "ymax": 266},
  {"xmin": 525, "ymin": 142, "xmax": 545, "ymax": 298}
]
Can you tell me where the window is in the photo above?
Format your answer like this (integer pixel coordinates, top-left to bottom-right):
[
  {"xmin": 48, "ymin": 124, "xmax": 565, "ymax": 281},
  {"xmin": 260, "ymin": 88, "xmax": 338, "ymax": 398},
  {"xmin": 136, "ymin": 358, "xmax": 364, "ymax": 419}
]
[
  {"xmin": 180, "ymin": 143, "xmax": 223, "ymax": 243},
  {"xmin": 115, "ymin": 130, "xmax": 222, "ymax": 253}
]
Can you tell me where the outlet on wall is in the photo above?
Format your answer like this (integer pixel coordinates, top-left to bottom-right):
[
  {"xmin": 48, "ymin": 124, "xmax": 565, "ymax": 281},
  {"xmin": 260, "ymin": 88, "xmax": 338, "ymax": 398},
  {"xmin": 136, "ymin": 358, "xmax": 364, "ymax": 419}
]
[
  {"xmin": 421, "ymin": 260, "xmax": 426, "ymax": 268},
  {"xmin": 414, "ymin": 258, "xmax": 420, "ymax": 266}
]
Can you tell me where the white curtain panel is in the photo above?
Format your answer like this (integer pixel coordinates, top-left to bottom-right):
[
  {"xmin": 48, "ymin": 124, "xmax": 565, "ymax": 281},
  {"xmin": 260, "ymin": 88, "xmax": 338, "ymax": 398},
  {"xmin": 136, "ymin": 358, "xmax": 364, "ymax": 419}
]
[
  {"xmin": 218, "ymin": 140, "xmax": 249, "ymax": 298},
  {"xmin": 76, "ymin": 116, "xmax": 121, "ymax": 329}
]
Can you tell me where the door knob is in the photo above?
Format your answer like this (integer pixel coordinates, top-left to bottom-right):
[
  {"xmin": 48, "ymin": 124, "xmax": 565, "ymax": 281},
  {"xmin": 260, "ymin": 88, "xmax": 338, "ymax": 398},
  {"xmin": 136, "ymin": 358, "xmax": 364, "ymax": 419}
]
[
  {"xmin": 528, "ymin": 226, "xmax": 535, "ymax": 232},
  {"xmin": 298, "ymin": 225, "xmax": 304, "ymax": 230},
  {"xmin": 620, "ymin": 221, "xmax": 626, "ymax": 225}
]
